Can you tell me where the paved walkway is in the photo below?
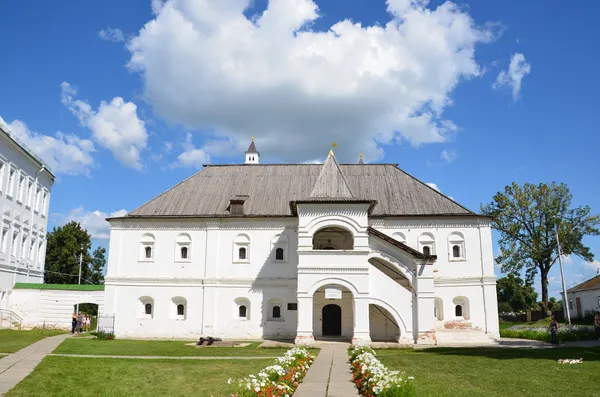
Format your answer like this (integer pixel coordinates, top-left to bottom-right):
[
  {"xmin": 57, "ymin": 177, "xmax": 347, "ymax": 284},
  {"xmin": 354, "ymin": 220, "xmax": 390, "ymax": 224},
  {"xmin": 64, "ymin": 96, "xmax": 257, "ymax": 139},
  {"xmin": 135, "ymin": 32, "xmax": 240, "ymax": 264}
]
[
  {"xmin": 295, "ymin": 343, "xmax": 358, "ymax": 397},
  {"xmin": 0, "ymin": 333, "xmax": 71, "ymax": 396}
]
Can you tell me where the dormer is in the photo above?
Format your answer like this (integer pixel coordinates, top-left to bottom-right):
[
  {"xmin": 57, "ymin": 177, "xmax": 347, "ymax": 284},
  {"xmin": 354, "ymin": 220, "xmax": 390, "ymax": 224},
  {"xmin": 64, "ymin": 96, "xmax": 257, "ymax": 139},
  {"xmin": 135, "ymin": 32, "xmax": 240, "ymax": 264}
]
[
  {"xmin": 229, "ymin": 195, "xmax": 249, "ymax": 215},
  {"xmin": 245, "ymin": 137, "xmax": 260, "ymax": 164}
]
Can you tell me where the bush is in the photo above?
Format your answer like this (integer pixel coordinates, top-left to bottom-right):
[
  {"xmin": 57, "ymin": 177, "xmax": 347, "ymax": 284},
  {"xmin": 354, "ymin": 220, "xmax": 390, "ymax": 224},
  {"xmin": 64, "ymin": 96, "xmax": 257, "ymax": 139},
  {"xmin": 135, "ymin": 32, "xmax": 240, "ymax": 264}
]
[
  {"xmin": 230, "ymin": 346, "xmax": 315, "ymax": 397},
  {"xmin": 349, "ymin": 345, "xmax": 415, "ymax": 397},
  {"xmin": 500, "ymin": 325, "xmax": 596, "ymax": 343},
  {"xmin": 92, "ymin": 331, "xmax": 115, "ymax": 340}
]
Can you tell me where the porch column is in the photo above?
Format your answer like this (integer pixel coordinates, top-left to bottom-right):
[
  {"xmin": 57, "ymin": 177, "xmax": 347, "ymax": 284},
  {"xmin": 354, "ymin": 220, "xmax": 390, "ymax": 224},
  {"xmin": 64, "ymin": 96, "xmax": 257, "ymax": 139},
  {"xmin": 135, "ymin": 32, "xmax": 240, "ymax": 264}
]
[
  {"xmin": 415, "ymin": 262, "xmax": 436, "ymax": 345},
  {"xmin": 352, "ymin": 295, "xmax": 371, "ymax": 345},
  {"xmin": 295, "ymin": 295, "xmax": 314, "ymax": 345}
]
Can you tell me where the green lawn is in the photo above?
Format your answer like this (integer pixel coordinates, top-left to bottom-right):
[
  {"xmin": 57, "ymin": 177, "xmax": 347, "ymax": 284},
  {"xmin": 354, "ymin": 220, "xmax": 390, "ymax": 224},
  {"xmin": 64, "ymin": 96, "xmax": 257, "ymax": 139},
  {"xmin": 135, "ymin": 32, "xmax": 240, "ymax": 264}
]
[
  {"xmin": 376, "ymin": 347, "xmax": 600, "ymax": 397},
  {"xmin": 6, "ymin": 356, "xmax": 272, "ymax": 397},
  {"xmin": 0, "ymin": 330, "xmax": 66, "ymax": 353},
  {"xmin": 54, "ymin": 338, "xmax": 316, "ymax": 357}
]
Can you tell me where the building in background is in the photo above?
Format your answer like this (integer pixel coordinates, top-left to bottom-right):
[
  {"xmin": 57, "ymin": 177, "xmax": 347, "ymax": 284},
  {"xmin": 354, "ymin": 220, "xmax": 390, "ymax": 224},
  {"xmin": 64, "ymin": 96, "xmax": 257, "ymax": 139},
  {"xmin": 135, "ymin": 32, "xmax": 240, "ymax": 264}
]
[
  {"xmin": 104, "ymin": 139, "xmax": 499, "ymax": 345},
  {"xmin": 0, "ymin": 120, "xmax": 54, "ymax": 311},
  {"xmin": 566, "ymin": 274, "xmax": 600, "ymax": 319}
]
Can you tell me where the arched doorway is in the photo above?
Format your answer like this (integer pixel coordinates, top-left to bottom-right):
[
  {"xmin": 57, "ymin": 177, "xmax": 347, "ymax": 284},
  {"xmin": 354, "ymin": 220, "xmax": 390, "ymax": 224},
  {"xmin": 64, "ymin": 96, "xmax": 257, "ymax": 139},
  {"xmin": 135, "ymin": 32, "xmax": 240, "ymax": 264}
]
[{"xmin": 322, "ymin": 304, "xmax": 342, "ymax": 336}]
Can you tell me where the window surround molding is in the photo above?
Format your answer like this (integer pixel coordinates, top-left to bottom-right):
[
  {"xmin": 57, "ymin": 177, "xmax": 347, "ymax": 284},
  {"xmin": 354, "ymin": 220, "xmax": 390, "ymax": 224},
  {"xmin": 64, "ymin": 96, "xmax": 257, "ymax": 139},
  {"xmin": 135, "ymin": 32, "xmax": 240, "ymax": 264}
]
[
  {"xmin": 138, "ymin": 296, "xmax": 154, "ymax": 319},
  {"xmin": 139, "ymin": 233, "xmax": 156, "ymax": 262},
  {"xmin": 452, "ymin": 296, "xmax": 470, "ymax": 320},
  {"xmin": 175, "ymin": 233, "xmax": 192, "ymax": 263},
  {"xmin": 267, "ymin": 298, "xmax": 285, "ymax": 322},
  {"xmin": 271, "ymin": 233, "xmax": 289, "ymax": 263},
  {"xmin": 418, "ymin": 232, "xmax": 436, "ymax": 256},
  {"xmin": 448, "ymin": 232, "xmax": 466, "ymax": 262},
  {"xmin": 233, "ymin": 234, "xmax": 250, "ymax": 264},
  {"xmin": 234, "ymin": 297, "xmax": 251, "ymax": 320},
  {"xmin": 172, "ymin": 297, "xmax": 187, "ymax": 320}
]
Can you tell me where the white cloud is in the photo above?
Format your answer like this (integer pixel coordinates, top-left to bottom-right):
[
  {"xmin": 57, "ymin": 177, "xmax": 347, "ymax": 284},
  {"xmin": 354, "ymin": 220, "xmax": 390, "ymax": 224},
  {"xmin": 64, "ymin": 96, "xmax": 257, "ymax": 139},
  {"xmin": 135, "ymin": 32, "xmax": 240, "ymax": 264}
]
[
  {"xmin": 127, "ymin": 0, "xmax": 494, "ymax": 162},
  {"xmin": 61, "ymin": 82, "xmax": 148, "ymax": 170},
  {"xmin": 98, "ymin": 27, "xmax": 125, "ymax": 42},
  {"xmin": 170, "ymin": 133, "xmax": 211, "ymax": 169},
  {"xmin": 426, "ymin": 182, "xmax": 440, "ymax": 192},
  {"xmin": 440, "ymin": 149, "xmax": 457, "ymax": 163},
  {"xmin": 493, "ymin": 53, "xmax": 531, "ymax": 99},
  {"xmin": 584, "ymin": 260, "xmax": 600, "ymax": 273},
  {"xmin": 0, "ymin": 116, "xmax": 95, "ymax": 176},
  {"xmin": 561, "ymin": 254, "xmax": 573, "ymax": 265},
  {"xmin": 64, "ymin": 207, "xmax": 128, "ymax": 239}
]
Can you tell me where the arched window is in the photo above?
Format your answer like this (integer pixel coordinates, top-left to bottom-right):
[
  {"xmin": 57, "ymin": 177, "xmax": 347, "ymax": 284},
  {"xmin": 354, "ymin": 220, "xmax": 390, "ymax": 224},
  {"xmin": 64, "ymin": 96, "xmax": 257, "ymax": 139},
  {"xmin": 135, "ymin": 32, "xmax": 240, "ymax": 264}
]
[
  {"xmin": 140, "ymin": 233, "xmax": 155, "ymax": 262},
  {"xmin": 313, "ymin": 227, "xmax": 354, "ymax": 250},
  {"xmin": 233, "ymin": 234, "xmax": 250, "ymax": 262},
  {"xmin": 177, "ymin": 304, "xmax": 185, "ymax": 316},
  {"xmin": 418, "ymin": 233, "xmax": 435, "ymax": 256},
  {"xmin": 239, "ymin": 305, "xmax": 247, "ymax": 318},
  {"xmin": 448, "ymin": 232, "xmax": 465, "ymax": 260},
  {"xmin": 272, "ymin": 305, "xmax": 281, "ymax": 318},
  {"xmin": 452, "ymin": 245, "xmax": 460, "ymax": 258},
  {"xmin": 139, "ymin": 296, "xmax": 154, "ymax": 319},
  {"xmin": 176, "ymin": 233, "xmax": 191, "ymax": 261},
  {"xmin": 172, "ymin": 297, "xmax": 187, "ymax": 320},
  {"xmin": 455, "ymin": 305, "xmax": 463, "ymax": 317},
  {"xmin": 275, "ymin": 247, "xmax": 284, "ymax": 260},
  {"xmin": 181, "ymin": 247, "xmax": 188, "ymax": 259},
  {"xmin": 145, "ymin": 303, "xmax": 152, "ymax": 315}
]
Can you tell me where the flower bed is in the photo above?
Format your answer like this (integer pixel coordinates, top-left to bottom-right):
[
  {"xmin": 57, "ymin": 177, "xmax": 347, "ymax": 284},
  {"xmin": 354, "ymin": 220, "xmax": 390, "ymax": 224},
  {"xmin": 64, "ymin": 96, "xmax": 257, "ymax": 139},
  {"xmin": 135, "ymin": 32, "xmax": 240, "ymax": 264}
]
[
  {"xmin": 230, "ymin": 346, "xmax": 315, "ymax": 397},
  {"xmin": 500, "ymin": 325, "xmax": 596, "ymax": 343},
  {"xmin": 349, "ymin": 345, "xmax": 415, "ymax": 397}
]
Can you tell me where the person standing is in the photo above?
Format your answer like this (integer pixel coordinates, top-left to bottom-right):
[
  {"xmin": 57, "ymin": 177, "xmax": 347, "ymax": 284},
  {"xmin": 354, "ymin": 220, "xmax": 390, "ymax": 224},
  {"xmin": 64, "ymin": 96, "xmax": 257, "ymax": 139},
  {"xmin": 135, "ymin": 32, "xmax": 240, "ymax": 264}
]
[
  {"xmin": 85, "ymin": 315, "xmax": 91, "ymax": 332},
  {"xmin": 77, "ymin": 312, "xmax": 83, "ymax": 333},
  {"xmin": 594, "ymin": 311, "xmax": 600, "ymax": 340},
  {"xmin": 549, "ymin": 315, "xmax": 559, "ymax": 346},
  {"xmin": 71, "ymin": 313, "xmax": 77, "ymax": 334}
]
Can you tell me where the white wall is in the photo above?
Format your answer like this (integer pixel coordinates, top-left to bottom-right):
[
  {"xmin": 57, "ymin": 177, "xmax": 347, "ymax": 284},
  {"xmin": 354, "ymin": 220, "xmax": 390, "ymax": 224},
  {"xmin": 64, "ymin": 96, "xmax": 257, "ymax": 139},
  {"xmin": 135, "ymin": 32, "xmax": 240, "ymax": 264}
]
[
  {"xmin": 0, "ymin": 129, "xmax": 53, "ymax": 293},
  {"xmin": 10, "ymin": 288, "xmax": 104, "ymax": 329}
]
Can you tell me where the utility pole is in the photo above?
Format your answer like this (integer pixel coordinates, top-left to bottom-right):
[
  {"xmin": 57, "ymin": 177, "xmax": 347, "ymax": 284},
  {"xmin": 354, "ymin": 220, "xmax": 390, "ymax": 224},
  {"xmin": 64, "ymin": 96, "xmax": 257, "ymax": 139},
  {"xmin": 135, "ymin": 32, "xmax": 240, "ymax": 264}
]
[
  {"xmin": 75, "ymin": 245, "xmax": 83, "ymax": 318},
  {"xmin": 555, "ymin": 224, "xmax": 571, "ymax": 325}
]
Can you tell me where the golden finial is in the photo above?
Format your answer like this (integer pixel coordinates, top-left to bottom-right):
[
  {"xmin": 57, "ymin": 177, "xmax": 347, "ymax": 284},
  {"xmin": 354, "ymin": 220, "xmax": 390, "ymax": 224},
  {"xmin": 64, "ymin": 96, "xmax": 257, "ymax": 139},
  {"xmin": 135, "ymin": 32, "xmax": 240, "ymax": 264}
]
[
  {"xmin": 359, "ymin": 152, "xmax": 363, "ymax": 160},
  {"xmin": 329, "ymin": 142, "xmax": 338, "ymax": 156},
  {"xmin": 251, "ymin": 136, "xmax": 255, "ymax": 141}
]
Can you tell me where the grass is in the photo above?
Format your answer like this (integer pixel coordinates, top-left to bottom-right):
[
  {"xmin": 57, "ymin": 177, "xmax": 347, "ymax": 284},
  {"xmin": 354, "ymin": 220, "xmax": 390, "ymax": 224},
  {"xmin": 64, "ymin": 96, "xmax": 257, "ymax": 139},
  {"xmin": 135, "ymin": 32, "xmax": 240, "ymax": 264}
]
[
  {"xmin": 0, "ymin": 329, "xmax": 66, "ymax": 353},
  {"xmin": 376, "ymin": 347, "xmax": 600, "ymax": 397},
  {"xmin": 54, "ymin": 338, "xmax": 318, "ymax": 357},
  {"xmin": 5, "ymin": 356, "xmax": 272, "ymax": 397}
]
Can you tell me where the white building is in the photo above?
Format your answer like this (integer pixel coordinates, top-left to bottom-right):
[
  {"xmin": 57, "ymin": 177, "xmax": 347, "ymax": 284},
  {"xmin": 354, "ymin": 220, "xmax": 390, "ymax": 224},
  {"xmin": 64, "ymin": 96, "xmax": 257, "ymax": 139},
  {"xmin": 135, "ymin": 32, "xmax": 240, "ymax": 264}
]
[
  {"xmin": 104, "ymin": 140, "xmax": 499, "ymax": 345},
  {"xmin": 0, "ymin": 121, "xmax": 53, "ymax": 311},
  {"xmin": 566, "ymin": 274, "xmax": 600, "ymax": 319}
]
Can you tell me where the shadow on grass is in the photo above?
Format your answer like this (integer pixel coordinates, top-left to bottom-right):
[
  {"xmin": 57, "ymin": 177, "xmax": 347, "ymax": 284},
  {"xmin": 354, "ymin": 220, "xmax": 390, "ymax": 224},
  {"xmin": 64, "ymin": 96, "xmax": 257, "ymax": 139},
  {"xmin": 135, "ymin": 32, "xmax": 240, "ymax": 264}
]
[{"xmin": 416, "ymin": 346, "xmax": 600, "ymax": 362}]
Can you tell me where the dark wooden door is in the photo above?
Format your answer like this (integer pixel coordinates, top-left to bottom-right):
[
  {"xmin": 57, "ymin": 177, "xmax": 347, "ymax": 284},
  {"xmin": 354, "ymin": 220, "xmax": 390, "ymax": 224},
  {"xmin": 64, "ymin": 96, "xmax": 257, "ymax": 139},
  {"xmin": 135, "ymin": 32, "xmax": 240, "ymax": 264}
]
[
  {"xmin": 576, "ymin": 297, "xmax": 582, "ymax": 317},
  {"xmin": 322, "ymin": 304, "xmax": 342, "ymax": 336}
]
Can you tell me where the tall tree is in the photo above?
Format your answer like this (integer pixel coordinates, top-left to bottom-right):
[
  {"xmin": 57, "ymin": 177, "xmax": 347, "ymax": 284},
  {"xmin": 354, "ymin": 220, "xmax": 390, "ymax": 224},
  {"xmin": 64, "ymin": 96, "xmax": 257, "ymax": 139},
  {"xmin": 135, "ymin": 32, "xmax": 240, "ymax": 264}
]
[
  {"xmin": 496, "ymin": 273, "xmax": 538, "ymax": 312},
  {"xmin": 90, "ymin": 247, "xmax": 106, "ymax": 284},
  {"xmin": 482, "ymin": 182, "xmax": 600, "ymax": 312},
  {"xmin": 45, "ymin": 221, "xmax": 93, "ymax": 284}
]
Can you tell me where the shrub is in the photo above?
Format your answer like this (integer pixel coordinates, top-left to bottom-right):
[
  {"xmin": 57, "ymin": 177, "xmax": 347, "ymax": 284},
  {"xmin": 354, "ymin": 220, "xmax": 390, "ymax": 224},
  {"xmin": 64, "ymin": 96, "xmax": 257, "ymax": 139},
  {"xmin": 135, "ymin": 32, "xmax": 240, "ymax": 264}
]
[
  {"xmin": 230, "ymin": 346, "xmax": 315, "ymax": 397},
  {"xmin": 349, "ymin": 345, "xmax": 415, "ymax": 397},
  {"xmin": 500, "ymin": 325, "xmax": 596, "ymax": 343},
  {"xmin": 92, "ymin": 331, "xmax": 115, "ymax": 340}
]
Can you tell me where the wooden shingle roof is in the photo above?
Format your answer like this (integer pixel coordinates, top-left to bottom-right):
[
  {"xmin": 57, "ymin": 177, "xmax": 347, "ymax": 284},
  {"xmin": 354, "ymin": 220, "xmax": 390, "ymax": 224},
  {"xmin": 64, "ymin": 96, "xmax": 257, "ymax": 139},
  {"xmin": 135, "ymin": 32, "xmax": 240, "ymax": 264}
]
[{"xmin": 124, "ymin": 163, "xmax": 476, "ymax": 218}]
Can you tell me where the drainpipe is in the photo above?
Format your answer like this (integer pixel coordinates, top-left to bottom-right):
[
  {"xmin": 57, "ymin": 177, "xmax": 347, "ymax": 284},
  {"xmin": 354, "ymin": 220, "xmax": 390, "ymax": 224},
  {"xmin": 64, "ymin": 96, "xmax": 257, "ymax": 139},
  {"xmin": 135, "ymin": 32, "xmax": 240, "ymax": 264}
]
[
  {"xmin": 477, "ymin": 221, "xmax": 489, "ymax": 333},
  {"xmin": 26, "ymin": 166, "xmax": 45, "ymax": 283}
]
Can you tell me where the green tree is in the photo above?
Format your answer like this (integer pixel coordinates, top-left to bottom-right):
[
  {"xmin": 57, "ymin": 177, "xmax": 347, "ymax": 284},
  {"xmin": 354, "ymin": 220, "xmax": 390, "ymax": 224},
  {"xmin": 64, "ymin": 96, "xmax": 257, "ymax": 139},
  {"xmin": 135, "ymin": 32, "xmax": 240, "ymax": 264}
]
[
  {"xmin": 45, "ymin": 222, "xmax": 93, "ymax": 284},
  {"xmin": 496, "ymin": 273, "xmax": 538, "ymax": 312},
  {"xmin": 90, "ymin": 247, "xmax": 106, "ymax": 284},
  {"xmin": 482, "ymin": 182, "xmax": 600, "ymax": 312}
]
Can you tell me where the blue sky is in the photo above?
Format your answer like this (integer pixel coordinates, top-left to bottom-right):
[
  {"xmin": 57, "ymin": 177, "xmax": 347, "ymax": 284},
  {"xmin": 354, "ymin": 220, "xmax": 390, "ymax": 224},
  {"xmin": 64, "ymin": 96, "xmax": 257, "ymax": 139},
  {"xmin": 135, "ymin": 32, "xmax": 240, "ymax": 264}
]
[{"xmin": 0, "ymin": 0, "xmax": 598, "ymax": 297}]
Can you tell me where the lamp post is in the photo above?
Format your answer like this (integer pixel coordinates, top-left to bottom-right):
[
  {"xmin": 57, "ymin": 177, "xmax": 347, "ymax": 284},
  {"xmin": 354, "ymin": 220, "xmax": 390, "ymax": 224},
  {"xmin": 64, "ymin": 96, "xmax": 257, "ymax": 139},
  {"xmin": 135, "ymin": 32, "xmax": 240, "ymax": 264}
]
[{"xmin": 555, "ymin": 222, "xmax": 571, "ymax": 325}]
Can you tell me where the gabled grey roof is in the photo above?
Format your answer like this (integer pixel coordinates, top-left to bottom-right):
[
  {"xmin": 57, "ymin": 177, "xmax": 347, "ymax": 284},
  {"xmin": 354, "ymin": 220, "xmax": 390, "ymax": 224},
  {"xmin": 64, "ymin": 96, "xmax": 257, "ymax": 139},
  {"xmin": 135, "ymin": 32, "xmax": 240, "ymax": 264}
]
[
  {"xmin": 309, "ymin": 151, "xmax": 354, "ymax": 199},
  {"xmin": 246, "ymin": 140, "xmax": 258, "ymax": 154},
  {"xmin": 125, "ymin": 163, "xmax": 476, "ymax": 219}
]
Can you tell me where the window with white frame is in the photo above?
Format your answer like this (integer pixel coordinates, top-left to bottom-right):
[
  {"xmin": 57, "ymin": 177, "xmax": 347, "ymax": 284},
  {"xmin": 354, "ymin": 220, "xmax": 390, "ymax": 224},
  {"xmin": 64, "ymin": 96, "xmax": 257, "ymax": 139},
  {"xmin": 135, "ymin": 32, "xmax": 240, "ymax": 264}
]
[
  {"xmin": 11, "ymin": 231, "xmax": 19, "ymax": 257},
  {"xmin": 20, "ymin": 234, "xmax": 27, "ymax": 259},
  {"xmin": 139, "ymin": 233, "xmax": 155, "ymax": 262},
  {"xmin": 448, "ymin": 232, "xmax": 466, "ymax": 261},
  {"xmin": 233, "ymin": 234, "xmax": 250, "ymax": 263},
  {"xmin": 418, "ymin": 233, "xmax": 435, "ymax": 256},
  {"xmin": 37, "ymin": 240, "xmax": 44, "ymax": 267},
  {"xmin": 139, "ymin": 296, "xmax": 154, "ymax": 319},
  {"xmin": 271, "ymin": 233, "xmax": 289, "ymax": 262},
  {"xmin": 1, "ymin": 227, "xmax": 8, "ymax": 253},
  {"xmin": 17, "ymin": 173, "xmax": 25, "ymax": 204},
  {"xmin": 26, "ymin": 179, "xmax": 33, "ymax": 208},
  {"xmin": 235, "ymin": 298, "xmax": 250, "ymax": 320},
  {"xmin": 29, "ymin": 238, "xmax": 36, "ymax": 261},
  {"xmin": 267, "ymin": 299, "xmax": 285, "ymax": 321},
  {"xmin": 452, "ymin": 296, "xmax": 470, "ymax": 320},
  {"xmin": 172, "ymin": 297, "xmax": 187, "ymax": 320},
  {"xmin": 34, "ymin": 185, "xmax": 41, "ymax": 213},
  {"xmin": 8, "ymin": 167, "xmax": 16, "ymax": 198},
  {"xmin": 0, "ymin": 159, "xmax": 5, "ymax": 193},
  {"xmin": 41, "ymin": 190, "xmax": 49, "ymax": 216},
  {"xmin": 175, "ymin": 233, "xmax": 191, "ymax": 262}
]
